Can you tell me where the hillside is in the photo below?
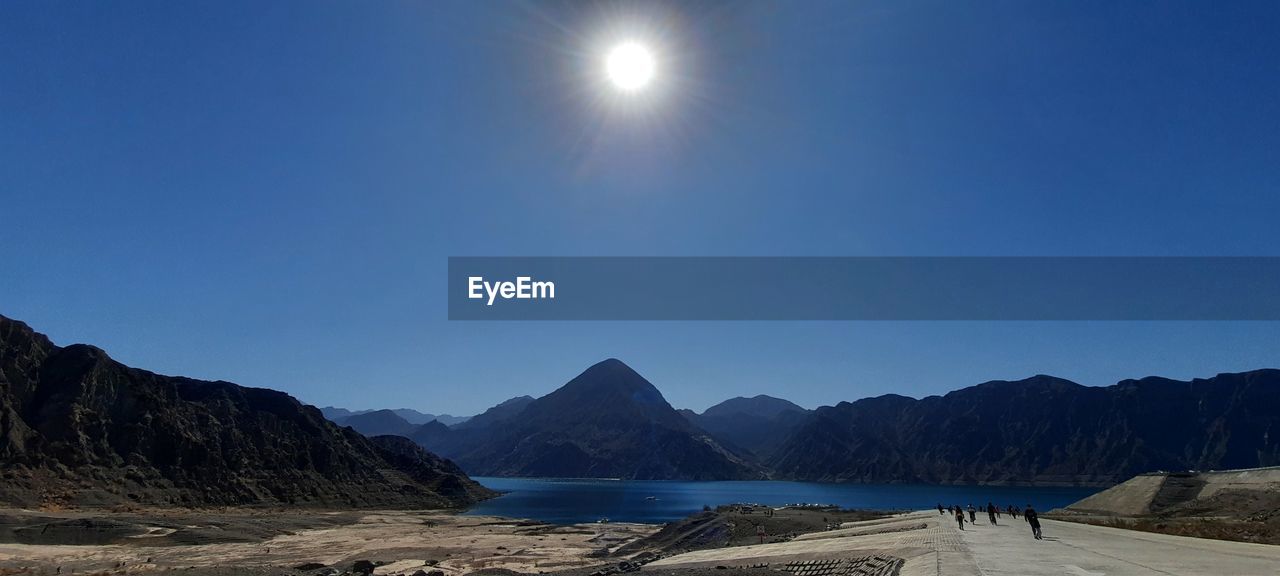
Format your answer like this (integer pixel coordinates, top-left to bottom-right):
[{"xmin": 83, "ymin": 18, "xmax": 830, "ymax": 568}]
[
  {"xmin": 1054, "ymin": 467, "xmax": 1280, "ymax": 544},
  {"xmin": 0, "ymin": 314, "xmax": 494, "ymax": 508},
  {"xmin": 683, "ymin": 395, "xmax": 810, "ymax": 459},
  {"xmin": 769, "ymin": 372, "xmax": 1280, "ymax": 485}
]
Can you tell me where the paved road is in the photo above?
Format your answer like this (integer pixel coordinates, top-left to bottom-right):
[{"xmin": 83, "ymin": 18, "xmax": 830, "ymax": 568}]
[
  {"xmin": 956, "ymin": 515, "xmax": 1280, "ymax": 576},
  {"xmin": 645, "ymin": 511, "xmax": 1280, "ymax": 576}
]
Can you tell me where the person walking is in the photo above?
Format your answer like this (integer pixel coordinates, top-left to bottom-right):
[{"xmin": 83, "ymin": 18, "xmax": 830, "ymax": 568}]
[
  {"xmin": 1024, "ymin": 504, "xmax": 1042, "ymax": 540},
  {"xmin": 955, "ymin": 508, "xmax": 965, "ymax": 530},
  {"xmin": 967, "ymin": 504, "xmax": 976, "ymax": 524},
  {"xmin": 987, "ymin": 502, "xmax": 998, "ymax": 525},
  {"xmin": 938, "ymin": 503, "xmax": 945, "ymax": 515}
]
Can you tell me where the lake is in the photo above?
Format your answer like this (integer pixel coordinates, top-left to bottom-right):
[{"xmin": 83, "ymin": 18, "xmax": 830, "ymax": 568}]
[{"xmin": 464, "ymin": 477, "xmax": 1101, "ymax": 524}]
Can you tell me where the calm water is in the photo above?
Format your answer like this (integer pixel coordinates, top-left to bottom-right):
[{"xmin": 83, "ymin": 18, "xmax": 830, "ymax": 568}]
[{"xmin": 464, "ymin": 477, "xmax": 1101, "ymax": 524}]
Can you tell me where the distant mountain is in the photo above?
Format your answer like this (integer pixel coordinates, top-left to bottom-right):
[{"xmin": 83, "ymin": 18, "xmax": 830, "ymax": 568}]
[
  {"xmin": 0, "ymin": 314, "xmax": 494, "ymax": 508},
  {"xmin": 319, "ymin": 406, "xmax": 366, "ymax": 421},
  {"xmin": 452, "ymin": 395, "xmax": 534, "ymax": 430},
  {"xmin": 320, "ymin": 406, "xmax": 470, "ymax": 427},
  {"xmin": 424, "ymin": 359, "xmax": 762, "ymax": 480},
  {"xmin": 408, "ymin": 396, "xmax": 537, "ymax": 464},
  {"xmin": 390, "ymin": 409, "xmax": 469, "ymax": 426},
  {"xmin": 702, "ymin": 395, "xmax": 807, "ymax": 420},
  {"xmin": 769, "ymin": 372, "xmax": 1280, "ymax": 486},
  {"xmin": 341, "ymin": 409, "xmax": 417, "ymax": 437},
  {"xmin": 684, "ymin": 395, "xmax": 810, "ymax": 459},
  {"xmin": 410, "ymin": 419, "xmax": 453, "ymax": 448}
]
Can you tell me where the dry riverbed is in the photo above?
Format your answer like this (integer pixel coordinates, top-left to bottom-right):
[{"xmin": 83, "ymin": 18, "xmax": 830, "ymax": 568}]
[{"xmin": 0, "ymin": 508, "xmax": 657, "ymax": 575}]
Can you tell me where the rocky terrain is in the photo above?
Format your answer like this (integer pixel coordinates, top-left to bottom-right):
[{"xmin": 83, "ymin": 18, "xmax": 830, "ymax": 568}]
[
  {"xmin": 0, "ymin": 314, "xmax": 493, "ymax": 508},
  {"xmin": 768, "ymin": 371, "xmax": 1280, "ymax": 485},
  {"xmin": 0, "ymin": 509, "xmax": 656, "ymax": 575}
]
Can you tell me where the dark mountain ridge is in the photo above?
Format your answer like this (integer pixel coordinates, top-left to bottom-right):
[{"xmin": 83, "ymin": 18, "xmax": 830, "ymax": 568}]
[
  {"xmin": 0, "ymin": 314, "xmax": 493, "ymax": 508},
  {"xmin": 321, "ymin": 406, "xmax": 469, "ymax": 427},
  {"xmin": 421, "ymin": 359, "xmax": 762, "ymax": 480},
  {"xmin": 339, "ymin": 409, "xmax": 417, "ymax": 437},
  {"xmin": 769, "ymin": 371, "xmax": 1280, "ymax": 486},
  {"xmin": 683, "ymin": 395, "xmax": 811, "ymax": 459},
  {"xmin": 702, "ymin": 395, "xmax": 807, "ymax": 420}
]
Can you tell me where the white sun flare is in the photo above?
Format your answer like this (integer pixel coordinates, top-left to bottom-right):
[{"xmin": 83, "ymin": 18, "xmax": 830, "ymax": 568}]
[{"xmin": 605, "ymin": 42, "xmax": 655, "ymax": 92}]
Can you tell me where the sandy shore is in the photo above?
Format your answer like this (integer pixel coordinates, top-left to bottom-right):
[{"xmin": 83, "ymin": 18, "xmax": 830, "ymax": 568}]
[{"xmin": 0, "ymin": 508, "xmax": 658, "ymax": 575}]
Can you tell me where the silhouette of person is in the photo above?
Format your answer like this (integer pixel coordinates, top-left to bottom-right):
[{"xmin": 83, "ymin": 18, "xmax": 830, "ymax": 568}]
[
  {"xmin": 1024, "ymin": 504, "xmax": 1042, "ymax": 540},
  {"xmin": 938, "ymin": 503, "xmax": 945, "ymax": 515},
  {"xmin": 955, "ymin": 509, "xmax": 965, "ymax": 530},
  {"xmin": 987, "ymin": 502, "xmax": 997, "ymax": 525},
  {"xmin": 967, "ymin": 504, "xmax": 976, "ymax": 523}
]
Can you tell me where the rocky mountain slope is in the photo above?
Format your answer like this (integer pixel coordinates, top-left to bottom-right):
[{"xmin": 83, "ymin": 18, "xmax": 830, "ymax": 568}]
[
  {"xmin": 769, "ymin": 371, "xmax": 1280, "ymax": 485},
  {"xmin": 420, "ymin": 359, "xmax": 762, "ymax": 480},
  {"xmin": 0, "ymin": 314, "xmax": 493, "ymax": 508},
  {"xmin": 451, "ymin": 395, "xmax": 534, "ymax": 430}
]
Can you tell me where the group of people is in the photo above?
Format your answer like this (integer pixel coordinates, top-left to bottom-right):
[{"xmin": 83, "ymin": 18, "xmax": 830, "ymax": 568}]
[{"xmin": 936, "ymin": 502, "xmax": 1042, "ymax": 539}]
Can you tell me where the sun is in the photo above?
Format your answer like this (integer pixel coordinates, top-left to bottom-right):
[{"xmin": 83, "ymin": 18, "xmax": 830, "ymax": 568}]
[{"xmin": 605, "ymin": 42, "xmax": 655, "ymax": 92}]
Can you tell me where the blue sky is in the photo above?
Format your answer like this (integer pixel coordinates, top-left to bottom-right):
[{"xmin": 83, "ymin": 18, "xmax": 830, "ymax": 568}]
[{"xmin": 3, "ymin": 1, "xmax": 1279, "ymax": 414}]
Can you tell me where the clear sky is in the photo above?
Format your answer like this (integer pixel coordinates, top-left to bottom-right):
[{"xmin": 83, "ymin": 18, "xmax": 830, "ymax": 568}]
[{"xmin": 3, "ymin": 1, "xmax": 1279, "ymax": 415}]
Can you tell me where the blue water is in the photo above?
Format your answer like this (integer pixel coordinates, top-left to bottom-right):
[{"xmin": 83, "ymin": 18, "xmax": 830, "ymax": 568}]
[{"xmin": 464, "ymin": 477, "xmax": 1101, "ymax": 524}]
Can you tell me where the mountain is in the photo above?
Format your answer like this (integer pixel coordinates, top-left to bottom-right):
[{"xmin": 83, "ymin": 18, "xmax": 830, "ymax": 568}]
[
  {"xmin": 684, "ymin": 395, "xmax": 810, "ymax": 459},
  {"xmin": 319, "ymin": 406, "xmax": 366, "ymax": 421},
  {"xmin": 428, "ymin": 359, "xmax": 762, "ymax": 480},
  {"xmin": 320, "ymin": 407, "xmax": 470, "ymax": 427},
  {"xmin": 390, "ymin": 409, "xmax": 469, "ymax": 426},
  {"xmin": 769, "ymin": 372, "xmax": 1280, "ymax": 486},
  {"xmin": 408, "ymin": 396, "xmax": 537, "ymax": 463},
  {"xmin": 452, "ymin": 395, "xmax": 534, "ymax": 430},
  {"xmin": 702, "ymin": 395, "xmax": 807, "ymax": 420},
  {"xmin": 0, "ymin": 314, "xmax": 494, "ymax": 508},
  {"xmin": 410, "ymin": 419, "xmax": 453, "ymax": 448},
  {"xmin": 341, "ymin": 409, "xmax": 417, "ymax": 437}
]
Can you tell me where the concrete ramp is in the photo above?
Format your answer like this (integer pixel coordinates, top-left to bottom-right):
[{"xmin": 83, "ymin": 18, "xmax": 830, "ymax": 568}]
[
  {"xmin": 1060, "ymin": 466, "xmax": 1280, "ymax": 517},
  {"xmin": 795, "ymin": 517, "xmax": 929, "ymax": 542},
  {"xmin": 645, "ymin": 512, "xmax": 978, "ymax": 576},
  {"xmin": 1062, "ymin": 473, "xmax": 1167, "ymax": 516}
]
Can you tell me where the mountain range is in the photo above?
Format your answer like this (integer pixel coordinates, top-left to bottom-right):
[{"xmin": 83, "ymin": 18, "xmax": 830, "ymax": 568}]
[
  {"xmin": 0, "ymin": 314, "xmax": 493, "ymax": 508},
  {"xmin": 768, "ymin": 372, "xmax": 1280, "ymax": 485},
  {"xmin": 415, "ymin": 359, "xmax": 762, "ymax": 480},
  {"xmin": 6, "ymin": 311, "xmax": 1279, "ymax": 494},
  {"xmin": 321, "ymin": 406, "xmax": 469, "ymax": 427},
  {"xmin": 359, "ymin": 365, "xmax": 1280, "ymax": 487}
]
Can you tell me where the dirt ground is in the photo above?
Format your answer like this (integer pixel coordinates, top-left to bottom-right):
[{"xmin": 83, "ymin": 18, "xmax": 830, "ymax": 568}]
[
  {"xmin": 613, "ymin": 506, "xmax": 892, "ymax": 558},
  {"xmin": 0, "ymin": 508, "xmax": 657, "ymax": 576}
]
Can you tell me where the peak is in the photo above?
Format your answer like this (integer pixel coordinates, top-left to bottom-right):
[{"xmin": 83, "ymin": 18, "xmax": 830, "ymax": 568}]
[
  {"xmin": 545, "ymin": 358, "xmax": 667, "ymax": 408},
  {"xmin": 591, "ymin": 357, "xmax": 631, "ymax": 370},
  {"xmin": 572, "ymin": 358, "xmax": 647, "ymax": 384}
]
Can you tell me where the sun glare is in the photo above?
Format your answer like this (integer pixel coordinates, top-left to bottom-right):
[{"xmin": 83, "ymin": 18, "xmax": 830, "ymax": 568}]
[{"xmin": 606, "ymin": 42, "xmax": 655, "ymax": 92}]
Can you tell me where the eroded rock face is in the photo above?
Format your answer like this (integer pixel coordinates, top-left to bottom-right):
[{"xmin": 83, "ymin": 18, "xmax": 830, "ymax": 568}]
[
  {"xmin": 0, "ymin": 314, "xmax": 494, "ymax": 508},
  {"xmin": 769, "ymin": 372, "xmax": 1280, "ymax": 485}
]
